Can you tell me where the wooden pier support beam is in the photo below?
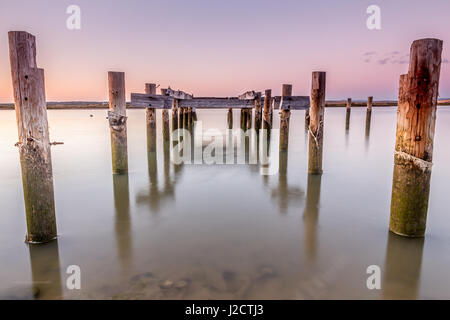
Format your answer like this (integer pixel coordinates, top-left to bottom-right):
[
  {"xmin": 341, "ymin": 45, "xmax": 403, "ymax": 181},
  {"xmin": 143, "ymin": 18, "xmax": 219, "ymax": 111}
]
[
  {"xmin": 172, "ymin": 99, "xmax": 179, "ymax": 130},
  {"xmin": 345, "ymin": 98, "xmax": 351, "ymax": 131},
  {"xmin": 227, "ymin": 108, "xmax": 233, "ymax": 129},
  {"xmin": 308, "ymin": 72, "xmax": 326, "ymax": 174},
  {"xmin": 389, "ymin": 38, "xmax": 443, "ymax": 237},
  {"xmin": 254, "ymin": 92, "xmax": 262, "ymax": 130},
  {"xmin": 145, "ymin": 83, "xmax": 157, "ymax": 152},
  {"xmin": 263, "ymin": 89, "xmax": 272, "ymax": 129},
  {"xmin": 8, "ymin": 31, "xmax": 57, "ymax": 243},
  {"xmin": 367, "ymin": 96, "xmax": 373, "ymax": 112},
  {"xmin": 279, "ymin": 84, "xmax": 292, "ymax": 151},
  {"xmin": 108, "ymin": 72, "xmax": 128, "ymax": 174}
]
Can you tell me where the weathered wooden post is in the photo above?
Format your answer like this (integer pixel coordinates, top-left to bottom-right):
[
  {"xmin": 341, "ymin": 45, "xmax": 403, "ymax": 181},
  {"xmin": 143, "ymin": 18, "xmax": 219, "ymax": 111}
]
[
  {"xmin": 227, "ymin": 108, "xmax": 233, "ymax": 129},
  {"xmin": 346, "ymin": 98, "xmax": 352, "ymax": 109},
  {"xmin": 279, "ymin": 84, "xmax": 292, "ymax": 151},
  {"xmin": 108, "ymin": 71, "xmax": 128, "ymax": 174},
  {"xmin": 172, "ymin": 98, "xmax": 179, "ymax": 130},
  {"xmin": 145, "ymin": 83, "xmax": 157, "ymax": 152},
  {"xmin": 365, "ymin": 96, "xmax": 373, "ymax": 138},
  {"xmin": 246, "ymin": 108, "xmax": 252, "ymax": 129},
  {"xmin": 389, "ymin": 38, "xmax": 443, "ymax": 237},
  {"xmin": 240, "ymin": 108, "xmax": 247, "ymax": 130},
  {"xmin": 345, "ymin": 98, "xmax": 351, "ymax": 131},
  {"xmin": 160, "ymin": 88, "xmax": 170, "ymax": 142},
  {"xmin": 254, "ymin": 92, "xmax": 262, "ymax": 130},
  {"xmin": 144, "ymin": 84, "xmax": 158, "ymax": 182},
  {"xmin": 9, "ymin": 31, "xmax": 57, "ymax": 243},
  {"xmin": 367, "ymin": 96, "xmax": 373, "ymax": 112},
  {"xmin": 263, "ymin": 89, "xmax": 272, "ymax": 129},
  {"xmin": 308, "ymin": 72, "xmax": 326, "ymax": 174}
]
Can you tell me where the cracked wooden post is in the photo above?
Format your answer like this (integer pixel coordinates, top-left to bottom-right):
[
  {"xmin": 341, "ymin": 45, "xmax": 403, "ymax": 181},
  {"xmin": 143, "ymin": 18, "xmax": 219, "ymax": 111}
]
[
  {"xmin": 254, "ymin": 92, "xmax": 262, "ymax": 131},
  {"xmin": 308, "ymin": 72, "xmax": 326, "ymax": 174},
  {"xmin": 8, "ymin": 31, "xmax": 57, "ymax": 243},
  {"xmin": 389, "ymin": 38, "xmax": 443, "ymax": 237},
  {"xmin": 227, "ymin": 108, "xmax": 233, "ymax": 129},
  {"xmin": 279, "ymin": 84, "xmax": 292, "ymax": 151},
  {"xmin": 108, "ymin": 71, "xmax": 128, "ymax": 174},
  {"xmin": 263, "ymin": 89, "xmax": 272, "ymax": 129}
]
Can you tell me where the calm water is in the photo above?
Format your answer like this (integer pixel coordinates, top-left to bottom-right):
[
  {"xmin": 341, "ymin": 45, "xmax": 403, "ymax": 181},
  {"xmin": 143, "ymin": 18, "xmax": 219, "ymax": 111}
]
[{"xmin": 1, "ymin": 107, "xmax": 450, "ymax": 299}]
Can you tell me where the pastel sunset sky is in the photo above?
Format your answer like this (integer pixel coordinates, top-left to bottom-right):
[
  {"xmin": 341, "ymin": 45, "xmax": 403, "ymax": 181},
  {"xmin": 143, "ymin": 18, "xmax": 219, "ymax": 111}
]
[{"xmin": 0, "ymin": 0, "xmax": 449, "ymax": 102}]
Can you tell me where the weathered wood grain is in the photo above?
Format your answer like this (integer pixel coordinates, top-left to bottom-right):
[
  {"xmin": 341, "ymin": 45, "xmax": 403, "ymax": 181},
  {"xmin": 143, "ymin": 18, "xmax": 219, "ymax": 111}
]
[
  {"xmin": 308, "ymin": 72, "xmax": 326, "ymax": 174},
  {"xmin": 390, "ymin": 38, "xmax": 443, "ymax": 237},
  {"xmin": 8, "ymin": 31, "xmax": 57, "ymax": 243}
]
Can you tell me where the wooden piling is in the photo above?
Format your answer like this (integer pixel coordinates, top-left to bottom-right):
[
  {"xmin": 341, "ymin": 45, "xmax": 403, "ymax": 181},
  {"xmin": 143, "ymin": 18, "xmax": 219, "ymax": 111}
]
[
  {"xmin": 240, "ymin": 109, "xmax": 246, "ymax": 130},
  {"xmin": 172, "ymin": 99, "xmax": 179, "ymax": 130},
  {"xmin": 365, "ymin": 96, "xmax": 373, "ymax": 138},
  {"xmin": 246, "ymin": 108, "xmax": 252, "ymax": 129},
  {"xmin": 346, "ymin": 98, "xmax": 352, "ymax": 109},
  {"xmin": 389, "ymin": 38, "xmax": 443, "ymax": 237},
  {"xmin": 227, "ymin": 108, "xmax": 233, "ymax": 129},
  {"xmin": 367, "ymin": 96, "xmax": 373, "ymax": 112},
  {"xmin": 279, "ymin": 84, "xmax": 292, "ymax": 151},
  {"xmin": 263, "ymin": 89, "xmax": 272, "ymax": 129},
  {"xmin": 254, "ymin": 92, "xmax": 262, "ymax": 130},
  {"xmin": 8, "ymin": 31, "xmax": 57, "ymax": 243},
  {"xmin": 108, "ymin": 71, "xmax": 128, "ymax": 174},
  {"xmin": 308, "ymin": 72, "xmax": 326, "ymax": 174},
  {"xmin": 145, "ymin": 83, "xmax": 157, "ymax": 152}
]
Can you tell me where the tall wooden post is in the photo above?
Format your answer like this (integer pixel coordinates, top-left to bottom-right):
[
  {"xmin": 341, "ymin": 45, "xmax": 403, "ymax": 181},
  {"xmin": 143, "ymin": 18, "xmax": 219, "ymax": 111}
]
[
  {"xmin": 246, "ymin": 108, "xmax": 252, "ymax": 129},
  {"xmin": 263, "ymin": 89, "xmax": 272, "ymax": 129},
  {"xmin": 279, "ymin": 84, "xmax": 292, "ymax": 151},
  {"xmin": 108, "ymin": 72, "xmax": 128, "ymax": 174},
  {"xmin": 254, "ymin": 92, "xmax": 262, "ymax": 131},
  {"xmin": 8, "ymin": 31, "xmax": 57, "ymax": 243},
  {"xmin": 345, "ymin": 98, "xmax": 351, "ymax": 131},
  {"xmin": 145, "ymin": 83, "xmax": 157, "ymax": 152},
  {"xmin": 144, "ymin": 84, "xmax": 157, "ymax": 182},
  {"xmin": 367, "ymin": 96, "xmax": 373, "ymax": 112},
  {"xmin": 389, "ymin": 38, "xmax": 443, "ymax": 237},
  {"xmin": 161, "ymin": 88, "xmax": 170, "ymax": 145},
  {"xmin": 227, "ymin": 108, "xmax": 233, "ymax": 129},
  {"xmin": 365, "ymin": 96, "xmax": 373, "ymax": 138},
  {"xmin": 172, "ymin": 99, "xmax": 179, "ymax": 130},
  {"xmin": 308, "ymin": 72, "xmax": 326, "ymax": 174},
  {"xmin": 240, "ymin": 108, "xmax": 246, "ymax": 130}
]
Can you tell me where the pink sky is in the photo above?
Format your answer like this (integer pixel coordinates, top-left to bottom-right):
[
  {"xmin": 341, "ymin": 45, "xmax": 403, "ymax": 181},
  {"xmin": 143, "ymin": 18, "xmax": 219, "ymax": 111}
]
[{"xmin": 1, "ymin": 0, "xmax": 449, "ymax": 102}]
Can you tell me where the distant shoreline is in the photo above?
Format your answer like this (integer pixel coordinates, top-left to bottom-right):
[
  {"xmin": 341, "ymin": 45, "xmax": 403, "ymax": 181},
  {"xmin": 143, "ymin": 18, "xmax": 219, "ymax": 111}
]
[{"xmin": 1, "ymin": 100, "xmax": 450, "ymax": 110}]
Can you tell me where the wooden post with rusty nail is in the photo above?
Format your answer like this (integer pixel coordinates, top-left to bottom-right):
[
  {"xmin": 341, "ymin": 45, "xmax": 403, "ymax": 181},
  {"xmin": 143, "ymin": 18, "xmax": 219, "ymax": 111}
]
[
  {"xmin": 8, "ymin": 31, "xmax": 57, "ymax": 243},
  {"xmin": 389, "ymin": 38, "xmax": 443, "ymax": 237},
  {"xmin": 308, "ymin": 72, "xmax": 326, "ymax": 174},
  {"xmin": 279, "ymin": 84, "xmax": 292, "ymax": 151}
]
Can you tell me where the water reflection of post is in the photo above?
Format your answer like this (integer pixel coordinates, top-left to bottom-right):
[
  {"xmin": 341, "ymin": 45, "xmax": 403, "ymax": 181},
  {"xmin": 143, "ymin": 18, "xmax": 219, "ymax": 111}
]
[
  {"xmin": 28, "ymin": 241, "xmax": 63, "ymax": 299},
  {"xmin": 278, "ymin": 150, "xmax": 288, "ymax": 214},
  {"xmin": 303, "ymin": 174, "xmax": 321, "ymax": 261},
  {"xmin": 382, "ymin": 232, "xmax": 424, "ymax": 299},
  {"xmin": 113, "ymin": 174, "xmax": 132, "ymax": 272}
]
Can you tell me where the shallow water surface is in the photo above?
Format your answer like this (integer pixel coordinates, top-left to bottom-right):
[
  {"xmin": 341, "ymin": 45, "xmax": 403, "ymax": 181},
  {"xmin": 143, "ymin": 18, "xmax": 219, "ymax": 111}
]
[{"xmin": 1, "ymin": 107, "xmax": 450, "ymax": 299}]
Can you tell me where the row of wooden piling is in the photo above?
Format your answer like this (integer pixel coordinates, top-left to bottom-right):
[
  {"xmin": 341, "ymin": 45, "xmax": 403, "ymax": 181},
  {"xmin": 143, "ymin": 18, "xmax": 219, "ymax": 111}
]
[{"xmin": 7, "ymin": 31, "xmax": 443, "ymax": 242}]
